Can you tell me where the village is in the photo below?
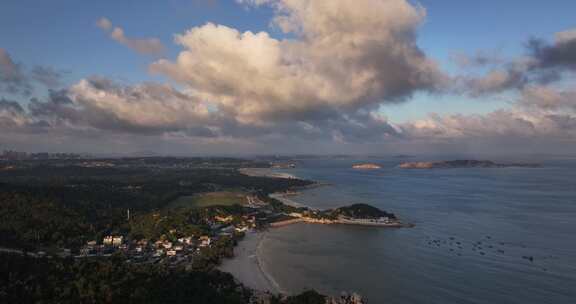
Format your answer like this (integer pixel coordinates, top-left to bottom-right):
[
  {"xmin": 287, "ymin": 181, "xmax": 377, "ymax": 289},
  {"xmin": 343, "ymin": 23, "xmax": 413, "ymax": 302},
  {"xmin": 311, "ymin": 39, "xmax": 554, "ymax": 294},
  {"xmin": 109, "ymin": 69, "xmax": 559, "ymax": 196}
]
[
  {"xmin": 73, "ymin": 192, "xmax": 408, "ymax": 267},
  {"xmin": 75, "ymin": 210, "xmax": 258, "ymax": 267}
]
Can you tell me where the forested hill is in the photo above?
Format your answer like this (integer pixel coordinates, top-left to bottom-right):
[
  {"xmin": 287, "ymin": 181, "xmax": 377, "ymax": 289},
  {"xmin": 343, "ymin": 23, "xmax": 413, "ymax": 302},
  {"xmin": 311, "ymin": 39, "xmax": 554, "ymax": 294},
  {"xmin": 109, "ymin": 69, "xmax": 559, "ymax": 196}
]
[{"xmin": 332, "ymin": 203, "xmax": 396, "ymax": 219}]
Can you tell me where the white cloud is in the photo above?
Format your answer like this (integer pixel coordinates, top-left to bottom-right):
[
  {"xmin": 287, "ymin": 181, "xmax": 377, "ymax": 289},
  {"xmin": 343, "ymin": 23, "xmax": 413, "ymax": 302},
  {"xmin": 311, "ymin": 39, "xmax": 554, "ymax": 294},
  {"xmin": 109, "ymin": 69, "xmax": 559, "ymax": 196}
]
[
  {"xmin": 151, "ymin": 0, "xmax": 445, "ymax": 124},
  {"xmin": 97, "ymin": 17, "xmax": 165, "ymax": 56},
  {"xmin": 518, "ymin": 85, "xmax": 576, "ymax": 111},
  {"xmin": 96, "ymin": 17, "xmax": 112, "ymax": 31},
  {"xmin": 461, "ymin": 27, "xmax": 576, "ymax": 96},
  {"xmin": 402, "ymin": 85, "xmax": 576, "ymax": 141},
  {"xmin": 555, "ymin": 28, "xmax": 576, "ymax": 44},
  {"xmin": 0, "ymin": 99, "xmax": 30, "ymax": 128},
  {"xmin": 0, "ymin": 48, "xmax": 31, "ymax": 95},
  {"xmin": 32, "ymin": 77, "xmax": 213, "ymax": 135},
  {"xmin": 5, "ymin": 5, "xmax": 576, "ymax": 154}
]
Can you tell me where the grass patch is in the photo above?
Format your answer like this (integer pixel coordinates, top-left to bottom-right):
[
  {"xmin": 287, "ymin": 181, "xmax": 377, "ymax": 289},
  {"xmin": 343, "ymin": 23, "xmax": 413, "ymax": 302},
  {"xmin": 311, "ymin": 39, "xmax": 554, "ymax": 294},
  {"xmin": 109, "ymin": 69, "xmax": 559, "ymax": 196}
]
[{"xmin": 169, "ymin": 191, "xmax": 248, "ymax": 209}]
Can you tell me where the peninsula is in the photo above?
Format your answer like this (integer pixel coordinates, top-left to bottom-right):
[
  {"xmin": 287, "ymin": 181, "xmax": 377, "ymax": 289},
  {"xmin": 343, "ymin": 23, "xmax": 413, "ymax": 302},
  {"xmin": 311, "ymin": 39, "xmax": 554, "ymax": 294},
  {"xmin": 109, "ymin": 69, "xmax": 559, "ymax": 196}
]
[
  {"xmin": 268, "ymin": 202, "xmax": 411, "ymax": 228},
  {"xmin": 0, "ymin": 156, "xmax": 373, "ymax": 303},
  {"xmin": 398, "ymin": 160, "xmax": 541, "ymax": 169}
]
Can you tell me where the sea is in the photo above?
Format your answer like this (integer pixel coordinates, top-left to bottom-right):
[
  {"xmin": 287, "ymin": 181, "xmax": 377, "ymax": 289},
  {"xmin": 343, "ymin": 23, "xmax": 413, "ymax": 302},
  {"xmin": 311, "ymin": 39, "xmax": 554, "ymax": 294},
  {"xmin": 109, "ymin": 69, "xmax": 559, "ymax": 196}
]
[{"xmin": 256, "ymin": 156, "xmax": 576, "ymax": 304}]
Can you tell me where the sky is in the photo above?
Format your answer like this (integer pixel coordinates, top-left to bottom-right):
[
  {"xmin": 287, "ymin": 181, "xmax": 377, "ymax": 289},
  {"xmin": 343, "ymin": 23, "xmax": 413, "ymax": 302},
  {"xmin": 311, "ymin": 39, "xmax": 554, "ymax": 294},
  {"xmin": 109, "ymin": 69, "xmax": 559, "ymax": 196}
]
[{"xmin": 1, "ymin": 0, "xmax": 576, "ymax": 155}]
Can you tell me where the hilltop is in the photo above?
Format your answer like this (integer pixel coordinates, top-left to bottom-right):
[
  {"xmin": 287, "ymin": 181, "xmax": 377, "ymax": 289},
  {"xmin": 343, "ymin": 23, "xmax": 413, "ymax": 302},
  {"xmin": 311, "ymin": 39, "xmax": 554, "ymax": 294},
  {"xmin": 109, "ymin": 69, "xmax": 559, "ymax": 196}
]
[{"xmin": 331, "ymin": 203, "xmax": 396, "ymax": 220}]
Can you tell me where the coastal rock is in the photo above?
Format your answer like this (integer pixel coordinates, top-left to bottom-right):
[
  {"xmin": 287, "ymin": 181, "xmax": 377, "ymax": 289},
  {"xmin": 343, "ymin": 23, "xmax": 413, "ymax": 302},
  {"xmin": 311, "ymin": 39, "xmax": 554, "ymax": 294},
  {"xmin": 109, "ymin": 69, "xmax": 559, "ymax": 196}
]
[
  {"xmin": 327, "ymin": 292, "xmax": 366, "ymax": 304},
  {"xmin": 398, "ymin": 160, "xmax": 540, "ymax": 169}
]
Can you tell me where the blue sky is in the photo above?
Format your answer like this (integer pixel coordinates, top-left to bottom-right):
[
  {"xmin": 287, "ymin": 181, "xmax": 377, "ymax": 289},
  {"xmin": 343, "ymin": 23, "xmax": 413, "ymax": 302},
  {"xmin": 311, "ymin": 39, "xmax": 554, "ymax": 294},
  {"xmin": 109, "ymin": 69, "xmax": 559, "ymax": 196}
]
[{"xmin": 1, "ymin": 0, "xmax": 576, "ymax": 154}]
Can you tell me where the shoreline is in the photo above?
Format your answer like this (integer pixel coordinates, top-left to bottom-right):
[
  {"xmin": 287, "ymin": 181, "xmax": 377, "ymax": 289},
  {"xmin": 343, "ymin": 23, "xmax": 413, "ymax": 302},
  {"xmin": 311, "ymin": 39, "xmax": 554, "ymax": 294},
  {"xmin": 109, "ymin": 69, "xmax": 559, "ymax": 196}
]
[
  {"xmin": 218, "ymin": 231, "xmax": 283, "ymax": 295},
  {"xmin": 269, "ymin": 192, "xmax": 310, "ymax": 209},
  {"xmin": 239, "ymin": 168, "xmax": 298, "ymax": 180}
]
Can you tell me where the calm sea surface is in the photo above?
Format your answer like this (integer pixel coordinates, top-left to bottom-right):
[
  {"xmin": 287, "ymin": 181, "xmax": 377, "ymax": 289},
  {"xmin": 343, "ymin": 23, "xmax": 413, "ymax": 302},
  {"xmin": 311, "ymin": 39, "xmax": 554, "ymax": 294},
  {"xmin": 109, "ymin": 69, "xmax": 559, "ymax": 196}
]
[{"xmin": 258, "ymin": 157, "xmax": 576, "ymax": 304}]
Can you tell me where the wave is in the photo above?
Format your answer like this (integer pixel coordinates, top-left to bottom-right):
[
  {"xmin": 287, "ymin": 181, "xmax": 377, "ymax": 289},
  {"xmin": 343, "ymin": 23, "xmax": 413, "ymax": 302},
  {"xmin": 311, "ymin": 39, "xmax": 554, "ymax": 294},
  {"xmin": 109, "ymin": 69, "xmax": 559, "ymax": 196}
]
[{"xmin": 255, "ymin": 233, "xmax": 285, "ymax": 294}]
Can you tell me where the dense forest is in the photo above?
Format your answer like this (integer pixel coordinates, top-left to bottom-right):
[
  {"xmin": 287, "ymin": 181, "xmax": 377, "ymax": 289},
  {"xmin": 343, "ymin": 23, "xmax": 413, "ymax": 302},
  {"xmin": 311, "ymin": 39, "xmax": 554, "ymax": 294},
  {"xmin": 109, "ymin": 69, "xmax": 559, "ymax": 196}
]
[
  {"xmin": 0, "ymin": 158, "xmax": 337, "ymax": 303},
  {"xmin": 0, "ymin": 161, "xmax": 311, "ymax": 250},
  {"xmin": 0, "ymin": 253, "xmax": 252, "ymax": 304}
]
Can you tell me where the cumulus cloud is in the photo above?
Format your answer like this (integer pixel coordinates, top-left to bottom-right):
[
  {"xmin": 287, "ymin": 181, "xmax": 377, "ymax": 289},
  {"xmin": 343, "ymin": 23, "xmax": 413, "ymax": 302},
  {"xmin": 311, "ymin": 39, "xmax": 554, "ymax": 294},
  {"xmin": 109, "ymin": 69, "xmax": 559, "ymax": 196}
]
[
  {"xmin": 0, "ymin": 48, "xmax": 64, "ymax": 96},
  {"xmin": 4, "ymin": 74, "xmax": 576, "ymax": 153},
  {"xmin": 527, "ymin": 30, "xmax": 576, "ymax": 71},
  {"xmin": 517, "ymin": 85, "xmax": 576, "ymax": 111},
  {"xmin": 0, "ymin": 98, "xmax": 30, "ymax": 128},
  {"xmin": 462, "ymin": 28, "xmax": 576, "ymax": 96},
  {"xmin": 27, "ymin": 77, "xmax": 215, "ymax": 135},
  {"xmin": 30, "ymin": 66, "xmax": 64, "ymax": 88},
  {"xmin": 0, "ymin": 72, "xmax": 403, "ymax": 148},
  {"xmin": 402, "ymin": 84, "xmax": 576, "ymax": 142},
  {"xmin": 151, "ymin": 0, "xmax": 446, "ymax": 124},
  {"xmin": 5, "ymin": 5, "xmax": 576, "ymax": 154},
  {"xmin": 96, "ymin": 17, "xmax": 113, "ymax": 31},
  {"xmin": 0, "ymin": 48, "xmax": 31, "ymax": 95},
  {"xmin": 452, "ymin": 50, "xmax": 505, "ymax": 68},
  {"xmin": 555, "ymin": 29, "xmax": 576, "ymax": 44},
  {"xmin": 464, "ymin": 68, "xmax": 527, "ymax": 96},
  {"xmin": 97, "ymin": 17, "xmax": 165, "ymax": 56}
]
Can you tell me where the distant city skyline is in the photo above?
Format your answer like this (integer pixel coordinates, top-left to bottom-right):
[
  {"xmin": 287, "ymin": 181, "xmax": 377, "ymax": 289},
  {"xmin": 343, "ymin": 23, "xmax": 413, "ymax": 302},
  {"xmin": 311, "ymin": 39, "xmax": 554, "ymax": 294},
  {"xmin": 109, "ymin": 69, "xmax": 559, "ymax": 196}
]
[{"xmin": 1, "ymin": 0, "xmax": 576, "ymax": 154}]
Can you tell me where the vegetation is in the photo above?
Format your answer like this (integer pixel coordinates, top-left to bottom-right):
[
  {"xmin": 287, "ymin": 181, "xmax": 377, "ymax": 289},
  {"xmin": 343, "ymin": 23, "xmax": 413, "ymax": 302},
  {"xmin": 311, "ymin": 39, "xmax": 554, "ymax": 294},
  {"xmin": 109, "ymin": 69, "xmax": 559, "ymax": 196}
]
[
  {"xmin": 0, "ymin": 157, "xmax": 333, "ymax": 303},
  {"xmin": 0, "ymin": 253, "xmax": 252, "ymax": 304},
  {"xmin": 331, "ymin": 203, "xmax": 396, "ymax": 219},
  {"xmin": 283, "ymin": 291, "xmax": 327, "ymax": 304},
  {"xmin": 0, "ymin": 160, "xmax": 311, "ymax": 250},
  {"xmin": 169, "ymin": 191, "xmax": 249, "ymax": 209}
]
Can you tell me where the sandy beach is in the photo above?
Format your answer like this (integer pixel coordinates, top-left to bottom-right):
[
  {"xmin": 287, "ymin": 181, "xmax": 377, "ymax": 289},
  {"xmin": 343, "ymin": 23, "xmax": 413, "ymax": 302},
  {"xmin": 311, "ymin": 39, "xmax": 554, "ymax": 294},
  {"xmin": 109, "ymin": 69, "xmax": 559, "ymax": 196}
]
[
  {"xmin": 268, "ymin": 193, "xmax": 308, "ymax": 208},
  {"xmin": 219, "ymin": 231, "xmax": 282, "ymax": 294},
  {"xmin": 239, "ymin": 168, "xmax": 298, "ymax": 179}
]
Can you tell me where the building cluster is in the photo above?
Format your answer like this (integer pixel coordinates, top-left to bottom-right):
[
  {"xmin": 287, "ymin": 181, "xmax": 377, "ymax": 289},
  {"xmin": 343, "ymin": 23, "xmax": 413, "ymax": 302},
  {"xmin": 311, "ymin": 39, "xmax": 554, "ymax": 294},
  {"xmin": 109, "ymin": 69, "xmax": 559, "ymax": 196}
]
[
  {"xmin": 80, "ymin": 234, "xmax": 213, "ymax": 266},
  {"xmin": 77, "ymin": 161, "xmax": 116, "ymax": 168},
  {"xmin": 77, "ymin": 212, "xmax": 257, "ymax": 266},
  {"xmin": 0, "ymin": 150, "xmax": 82, "ymax": 160},
  {"xmin": 245, "ymin": 195, "xmax": 268, "ymax": 208}
]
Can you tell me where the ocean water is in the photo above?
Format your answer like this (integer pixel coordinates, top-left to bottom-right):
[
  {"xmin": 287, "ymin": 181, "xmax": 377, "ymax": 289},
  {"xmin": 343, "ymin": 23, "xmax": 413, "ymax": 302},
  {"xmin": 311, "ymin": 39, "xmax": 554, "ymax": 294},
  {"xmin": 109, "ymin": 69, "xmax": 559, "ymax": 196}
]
[{"xmin": 258, "ymin": 157, "xmax": 576, "ymax": 304}]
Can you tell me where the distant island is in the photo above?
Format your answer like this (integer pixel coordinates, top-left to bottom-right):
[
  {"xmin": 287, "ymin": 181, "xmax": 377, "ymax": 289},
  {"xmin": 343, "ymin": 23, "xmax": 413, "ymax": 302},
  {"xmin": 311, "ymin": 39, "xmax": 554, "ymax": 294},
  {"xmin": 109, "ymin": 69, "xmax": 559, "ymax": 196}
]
[
  {"xmin": 352, "ymin": 163, "xmax": 382, "ymax": 169},
  {"xmin": 398, "ymin": 160, "xmax": 541, "ymax": 169}
]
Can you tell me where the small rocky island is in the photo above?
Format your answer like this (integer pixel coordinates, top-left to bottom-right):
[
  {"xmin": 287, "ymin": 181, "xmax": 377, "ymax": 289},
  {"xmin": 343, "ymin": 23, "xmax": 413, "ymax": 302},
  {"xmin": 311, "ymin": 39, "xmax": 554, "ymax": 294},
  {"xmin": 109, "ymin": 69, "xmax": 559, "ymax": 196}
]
[
  {"xmin": 398, "ymin": 160, "xmax": 541, "ymax": 169},
  {"xmin": 270, "ymin": 203, "xmax": 411, "ymax": 228},
  {"xmin": 352, "ymin": 163, "xmax": 382, "ymax": 169}
]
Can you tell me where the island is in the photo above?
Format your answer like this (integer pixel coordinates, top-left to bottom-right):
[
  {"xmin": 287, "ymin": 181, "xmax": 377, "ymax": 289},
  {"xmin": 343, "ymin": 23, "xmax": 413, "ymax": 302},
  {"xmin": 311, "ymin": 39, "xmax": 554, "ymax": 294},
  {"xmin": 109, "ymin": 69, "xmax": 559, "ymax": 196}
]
[
  {"xmin": 352, "ymin": 163, "xmax": 382, "ymax": 169},
  {"xmin": 398, "ymin": 160, "xmax": 541, "ymax": 169}
]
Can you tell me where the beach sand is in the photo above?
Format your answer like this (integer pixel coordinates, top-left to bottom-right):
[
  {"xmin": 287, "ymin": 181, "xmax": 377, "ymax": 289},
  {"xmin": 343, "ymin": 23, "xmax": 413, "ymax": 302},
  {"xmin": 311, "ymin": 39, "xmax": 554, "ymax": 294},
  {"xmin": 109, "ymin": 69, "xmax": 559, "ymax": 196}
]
[
  {"xmin": 219, "ymin": 231, "xmax": 281, "ymax": 294},
  {"xmin": 239, "ymin": 168, "xmax": 297, "ymax": 180},
  {"xmin": 268, "ymin": 193, "xmax": 308, "ymax": 208}
]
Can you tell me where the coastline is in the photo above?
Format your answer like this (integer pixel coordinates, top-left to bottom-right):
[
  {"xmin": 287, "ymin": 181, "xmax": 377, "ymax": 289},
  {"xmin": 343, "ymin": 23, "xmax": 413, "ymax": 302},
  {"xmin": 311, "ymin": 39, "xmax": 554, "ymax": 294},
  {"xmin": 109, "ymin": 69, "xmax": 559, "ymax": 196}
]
[
  {"xmin": 269, "ymin": 192, "xmax": 309, "ymax": 209},
  {"xmin": 218, "ymin": 231, "xmax": 283, "ymax": 295},
  {"xmin": 239, "ymin": 168, "xmax": 298, "ymax": 180}
]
